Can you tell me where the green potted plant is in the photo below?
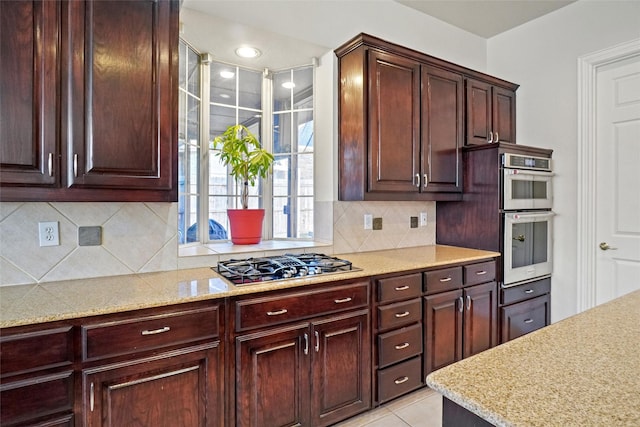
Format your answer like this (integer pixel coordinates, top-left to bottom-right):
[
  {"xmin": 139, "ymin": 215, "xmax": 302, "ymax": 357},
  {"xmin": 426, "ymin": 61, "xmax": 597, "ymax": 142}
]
[{"xmin": 212, "ymin": 124, "xmax": 274, "ymax": 244}]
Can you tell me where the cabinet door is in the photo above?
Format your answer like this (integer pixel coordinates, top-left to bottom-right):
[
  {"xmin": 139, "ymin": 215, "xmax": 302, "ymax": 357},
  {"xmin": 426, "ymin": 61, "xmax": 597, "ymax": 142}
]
[
  {"xmin": 421, "ymin": 66, "xmax": 463, "ymax": 193},
  {"xmin": 0, "ymin": 0, "xmax": 59, "ymax": 187},
  {"xmin": 83, "ymin": 344, "xmax": 220, "ymax": 427},
  {"xmin": 492, "ymin": 86, "xmax": 516, "ymax": 144},
  {"xmin": 65, "ymin": 0, "xmax": 177, "ymax": 196},
  {"xmin": 465, "ymin": 78, "xmax": 493, "ymax": 145},
  {"xmin": 367, "ymin": 50, "xmax": 420, "ymax": 193},
  {"xmin": 424, "ymin": 289, "xmax": 463, "ymax": 375},
  {"xmin": 310, "ymin": 310, "xmax": 370, "ymax": 426},
  {"xmin": 463, "ymin": 282, "xmax": 498, "ymax": 358},
  {"xmin": 236, "ymin": 323, "xmax": 311, "ymax": 427}
]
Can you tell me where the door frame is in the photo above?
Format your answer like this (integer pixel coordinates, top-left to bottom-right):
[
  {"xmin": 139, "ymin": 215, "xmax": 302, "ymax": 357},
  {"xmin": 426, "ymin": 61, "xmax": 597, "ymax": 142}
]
[{"xmin": 576, "ymin": 38, "xmax": 640, "ymax": 312}]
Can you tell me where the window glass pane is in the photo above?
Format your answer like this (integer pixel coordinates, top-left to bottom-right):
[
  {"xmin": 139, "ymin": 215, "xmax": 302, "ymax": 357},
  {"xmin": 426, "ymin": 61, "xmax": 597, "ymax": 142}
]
[
  {"xmin": 273, "ymin": 197, "xmax": 291, "ymax": 238},
  {"xmin": 294, "ymin": 112, "xmax": 313, "ymax": 154},
  {"xmin": 210, "ymin": 105, "xmax": 236, "ymax": 140},
  {"xmin": 239, "ymin": 68, "xmax": 262, "ymax": 110},
  {"xmin": 187, "ymin": 49, "xmax": 200, "ymax": 94},
  {"xmin": 297, "ymin": 197, "xmax": 314, "ymax": 238},
  {"xmin": 273, "ymin": 70, "xmax": 292, "ymax": 111},
  {"xmin": 297, "ymin": 154, "xmax": 314, "ymax": 196},
  {"xmin": 179, "ymin": 42, "xmax": 186, "ymax": 89},
  {"xmin": 187, "ymin": 95, "xmax": 200, "ymax": 145},
  {"xmin": 210, "ymin": 63, "xmax": 236, "ymax": 105},
  {"xmin": 239, "ymin": 109, "xmax": 261, "ymax": 136},
  {"xmin": 179, "ymin": 195, "xmax": 199, "ymax": 244},
  {"xmin": 293, "ymin": 67, "xmax": 313, "ymax": 109},
  {"xmin": 273, "ymin": 155, "xmax": 290, "ymax": 197},
  {"xmin": 273, "ymin": 112, "xmax": 292, "ymax": 153}
]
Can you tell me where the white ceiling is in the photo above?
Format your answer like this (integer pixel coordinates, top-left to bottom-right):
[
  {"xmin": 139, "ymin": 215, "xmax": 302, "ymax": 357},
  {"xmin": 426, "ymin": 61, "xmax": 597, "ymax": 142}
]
[
  {"xmin": 180, "ymin": 0, "xmax": 576, "ymax": 70},
  {"xmin": 395, "ymin": 1, "xmax": 575, "ymax": 38}
]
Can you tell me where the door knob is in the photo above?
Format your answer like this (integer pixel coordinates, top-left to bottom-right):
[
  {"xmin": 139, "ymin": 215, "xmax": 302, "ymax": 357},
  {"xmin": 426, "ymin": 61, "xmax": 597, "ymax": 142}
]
[{"xmin": 599, "ymin": 242, "xmax": 618, "ymax": 251}]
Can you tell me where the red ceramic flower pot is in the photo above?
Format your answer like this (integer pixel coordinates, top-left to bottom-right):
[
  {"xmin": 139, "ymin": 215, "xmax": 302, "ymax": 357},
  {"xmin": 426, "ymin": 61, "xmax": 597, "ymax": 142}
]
[{"xmin": 227, "ymin": 209, "xmax": 265, "ymax": 245}]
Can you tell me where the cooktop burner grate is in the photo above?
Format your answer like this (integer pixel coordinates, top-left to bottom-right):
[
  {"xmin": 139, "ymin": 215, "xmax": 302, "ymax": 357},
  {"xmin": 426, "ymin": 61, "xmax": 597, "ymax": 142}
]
[{"xmin": 215, "ymin": 253, "xmax": 356, "ymax": 285}]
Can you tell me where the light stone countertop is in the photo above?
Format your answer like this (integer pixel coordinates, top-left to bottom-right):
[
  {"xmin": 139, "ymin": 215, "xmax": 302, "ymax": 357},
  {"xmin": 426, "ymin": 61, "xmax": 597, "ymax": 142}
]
[
  {"xmin": 0, "ymin": 245, "xmax": 498, "ymax": 328},
  {"xmin": 426, "ymin": 289, "xmax": 640, "ymax": 427}
]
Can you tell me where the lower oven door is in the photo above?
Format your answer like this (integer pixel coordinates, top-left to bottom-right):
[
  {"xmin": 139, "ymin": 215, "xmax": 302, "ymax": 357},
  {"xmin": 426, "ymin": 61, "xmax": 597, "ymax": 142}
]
[{"xmin": 504, "ymin": 211, "xmax": 554, "ymax": 286}]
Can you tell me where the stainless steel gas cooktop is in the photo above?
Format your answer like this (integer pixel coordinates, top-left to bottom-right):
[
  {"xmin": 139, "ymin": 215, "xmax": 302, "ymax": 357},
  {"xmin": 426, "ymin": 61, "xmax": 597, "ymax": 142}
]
[{"xmin": 215, "ymin": 253, "xmax": 358, "ymax": 285}]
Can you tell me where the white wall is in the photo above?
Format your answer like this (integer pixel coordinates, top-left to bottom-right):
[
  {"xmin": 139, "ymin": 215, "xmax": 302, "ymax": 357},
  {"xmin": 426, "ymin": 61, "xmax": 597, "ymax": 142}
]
[{"xmin": 487, "ymin": 0, "xmax": 640, "ymax": 321}]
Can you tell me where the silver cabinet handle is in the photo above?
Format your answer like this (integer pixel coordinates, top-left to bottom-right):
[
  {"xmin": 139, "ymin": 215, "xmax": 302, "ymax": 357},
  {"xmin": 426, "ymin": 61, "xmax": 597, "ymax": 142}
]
[
  {"xmin": 315, "ymin": 331, "xmax": 319, "ymax": 352},
  {"xmin": 141, "ymin": 326, "xmax": 170, "ymax": 336},
  {"xmin": 90, "ymin": 382, "xmax": 95, "ymax": 411},
  {"xmin": 334, "ymin": 297, "xmax": 352, "ymax": 304},
  {"xmin": 267, "ymin": 309, "xmax": 288, "ymax": 316},
  {"xmin": 47, "ymin": 153, "xmax": 53, "ymax": 176},
  {"xmin": 476, "ymin": 270, "xmax": 487, "ymax": 276},
  {"xmin": 394, "ymin": 376, "xmax": 409, "ymax": 385},
  {"xmin": 303, "ymin": 333, "xmax": 309, "ymax": 355},
  {"xmin": 73, "ymin": 153, "xmax": 78, "ymax": 177},
  {"xmin": 524, "ymin": 319, "xmax": 534, "ymax": 324},
  {"xmin": 423, "ymin": 173, "xmax": 428, "ymax": 188},
  {"xmin": 458, "ymin": 296, "xmax": 464, "ymax": 313},
  {"xmin": 466, "ymin": 295, "xmax": 471, "ymax": 310},
  {"xmin": 488, "ymin": 131, "xmax": 494, "ymax": 143},
  {"xmin": 495, "ymin": 132, "xmax": 499, "ymax": 142},
  {"xmin": 524, "ymin": 289, "xmax": 534, "ymax": 294},
  {"xmin": 394, "ymin": 285, "xmax": 410, "ymax": 291},
  {"xmin": 395, "ymin": 311, "xmax": 410, "ymax": 318},
  {"xmin": 599, "ymin": 242, "xmax": 618, "ymax": 251},
  {"xmin": 414, "ymin": 174, "xmax": 420, "ymax": 187},
  {"xmin": 395, "ymin": 342, "xmax": 410, "ymax": 350},
  {"xmin": 439, "ymin": 277, "xmax": 452, "ymax": 282}
]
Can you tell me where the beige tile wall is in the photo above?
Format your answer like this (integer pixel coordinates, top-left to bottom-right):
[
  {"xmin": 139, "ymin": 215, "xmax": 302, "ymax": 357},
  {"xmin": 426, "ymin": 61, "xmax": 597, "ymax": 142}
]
[{"xmin": 0, "ymin": 200, "xmax": 435, "ymax": 286}]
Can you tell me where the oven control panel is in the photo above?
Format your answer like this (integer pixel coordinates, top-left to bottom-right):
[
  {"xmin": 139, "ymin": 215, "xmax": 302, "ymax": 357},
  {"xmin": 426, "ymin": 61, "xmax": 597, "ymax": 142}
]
[{"xmin": 503, "ymin": 153, "xmax": 551, "ymax": 171}]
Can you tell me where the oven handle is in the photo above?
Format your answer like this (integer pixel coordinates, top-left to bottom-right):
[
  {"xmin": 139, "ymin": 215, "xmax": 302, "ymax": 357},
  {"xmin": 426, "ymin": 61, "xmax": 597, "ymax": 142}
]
[
  {"xmin": 504, "ymin": 169, "xmax": 554, "ymax": 177},
  {"xmin": 505, "ymin": 211, "xmax": 555, "ymax": 222}
]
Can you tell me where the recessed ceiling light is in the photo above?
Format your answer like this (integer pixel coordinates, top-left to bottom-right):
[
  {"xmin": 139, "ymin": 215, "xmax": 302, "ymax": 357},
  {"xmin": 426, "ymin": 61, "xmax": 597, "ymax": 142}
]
[
  {"xmin": 235, "ymin": 46, "xmax": 261, "ymax": 59},
  {"xmin": 282, "ymin": 81, "xmax": 296, "ymax": 89},
  {"xmin": 220, "ymin": 70, "xmax": 235, "ymax": 79}
]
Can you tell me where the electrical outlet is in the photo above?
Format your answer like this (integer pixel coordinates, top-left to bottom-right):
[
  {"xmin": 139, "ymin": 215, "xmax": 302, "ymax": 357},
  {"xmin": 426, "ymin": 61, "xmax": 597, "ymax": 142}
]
[
  {"xmin": 364, "ymin": 214, "xmax": 373, "ymax": 230},
  {"xmin": 38, "ymin": 221, "xmax": 60, "ymax": 247},
  {"xmin": 419, "ymin": 212, "xmax": 428, "ymax": 227}
]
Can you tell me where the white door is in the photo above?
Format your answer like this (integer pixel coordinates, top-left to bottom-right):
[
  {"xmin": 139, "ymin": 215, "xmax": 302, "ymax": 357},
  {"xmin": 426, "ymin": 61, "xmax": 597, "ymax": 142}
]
[{"xmin": 595, "ymin": 54, "xmax": 640, "ymax": 305}]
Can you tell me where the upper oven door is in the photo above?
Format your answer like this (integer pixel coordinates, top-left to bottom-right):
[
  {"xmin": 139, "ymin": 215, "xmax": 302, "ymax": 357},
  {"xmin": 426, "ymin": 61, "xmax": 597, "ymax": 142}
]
[{"xmin": 503, "ymin": 169, "xmax": 554, "ymax": 210}]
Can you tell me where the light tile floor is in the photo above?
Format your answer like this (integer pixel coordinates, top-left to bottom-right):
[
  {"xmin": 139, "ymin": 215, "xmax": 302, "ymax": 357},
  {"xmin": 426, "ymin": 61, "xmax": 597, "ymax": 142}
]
[{"xmin": 334, "ymin": 387, "xmax": 442, "ymax": 427}]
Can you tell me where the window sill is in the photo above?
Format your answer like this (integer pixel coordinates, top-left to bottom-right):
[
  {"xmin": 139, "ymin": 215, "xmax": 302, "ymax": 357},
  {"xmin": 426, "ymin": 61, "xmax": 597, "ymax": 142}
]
[{"xmin": 178, "ymin": 239, "xmax": 333, "ymax": 259}]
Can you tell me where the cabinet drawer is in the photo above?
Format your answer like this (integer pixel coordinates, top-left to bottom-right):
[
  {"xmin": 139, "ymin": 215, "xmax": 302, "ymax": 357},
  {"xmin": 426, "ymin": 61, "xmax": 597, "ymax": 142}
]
[
  {"xmin": 501, "ymin": 277, "xmax": 551, "ymax": 305},
  {"xmin": 236, "ymin": 281, "xmax": 369, "ymax": 332},
  {"xmin": 500, "ymin": 294, "xmax": 550, "ymax": 342},
  {"xmin": 0, "ymin": 326, "xmax": 73, "ymax": 377},
  {"xmin": 82, "ymin": 305, "xmax": 220, "ymax": 361},
  {"xmin": 0, "ymin": 370, "xmax": 73, "ymax": 425},
  {"xmin": 377, "ymin": 356, "xmax": 422, "ymax": 403},
  {"xmin": 378, "ymin": 298, "xmax": 422, "ymax": 331},
  {"xmin": 377, "ymin": 273, "xmax": 422, "ymax": 303},
  {"xmin": 464, "ymin": 261, "xmax": 496, "ymax": 286},
  {"xmin": 378, "ymin": 323, "xmax": 422, "ymax": 368},
  {"xmin": 424, "ymin": 266, "xmax": 462, "ymax": 294}
]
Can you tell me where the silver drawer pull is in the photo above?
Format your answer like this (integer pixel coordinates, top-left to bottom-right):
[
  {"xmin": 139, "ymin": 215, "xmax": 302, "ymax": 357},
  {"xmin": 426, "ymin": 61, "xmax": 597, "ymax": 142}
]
[
  {"xmin": 395, "ymin": 311, "xmax": 410, "ymax": 318},
  {"xmin": 476, "ymin": 270, "xmax": 487, "ymax": 275},
  {"xmin": 394, "ymin": 376, "xmax": 409, "ymax": 385},
  {"xmin": 394, "ymin": 285, "xmax": 410, "ymax": 291},
  {"xmin": 524, "ymin": 318, "xmax": 534, "ymax": 324},
  {"xmin": 334, "ymin": 297, "xmax": 352, "ymax": 304},
  {"xmin": 395, "ymin": 342, "xmax": 410, "ymax": 350},
  {"xmin": 439, "ymin": 277, "xmax": 452, "ymax": 282},
  {"xmin": 267, "ymin": 309, "xmax": 288, "ymax": 316},
  {"xmin": 524, "ymin": 289, "xmax": 534, "ymax": 294},
  {"xmin": 141, "ymin": 326, "xmax": 170, "ymax": 336}
]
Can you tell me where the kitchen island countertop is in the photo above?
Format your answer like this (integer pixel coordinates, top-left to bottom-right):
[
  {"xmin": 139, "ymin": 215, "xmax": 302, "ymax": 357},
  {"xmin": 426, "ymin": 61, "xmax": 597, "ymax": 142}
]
[
  {"xmin": 426, "ymin": 289, "xmax": 640, "ymax": 427},
  {"xmin": 0, "ymin": 244, "xmax": 498, "ymax": 328}
]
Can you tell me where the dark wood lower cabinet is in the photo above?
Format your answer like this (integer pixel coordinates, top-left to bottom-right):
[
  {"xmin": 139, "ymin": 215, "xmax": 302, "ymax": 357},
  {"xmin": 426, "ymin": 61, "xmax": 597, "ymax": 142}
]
[
  {"xmin": 501, "ymin": 293, "xmax": 550, "ymax": 342},
  {"xmin": 82, "ymin": 343, "xmax": 221, "ymax": 427},
  {"xmin": 442, "ymin": 397, "xmax": 493, "ymax": 427},
  {"xmin": 235, "ymin": 310, "xmax": 370, "ymax": 427}
]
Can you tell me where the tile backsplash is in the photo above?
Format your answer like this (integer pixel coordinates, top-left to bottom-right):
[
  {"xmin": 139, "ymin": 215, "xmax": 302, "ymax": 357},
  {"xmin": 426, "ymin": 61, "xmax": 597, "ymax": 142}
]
[{"xmin": 0, "ymin": 200, "xmax": 435, "ymax": 286}]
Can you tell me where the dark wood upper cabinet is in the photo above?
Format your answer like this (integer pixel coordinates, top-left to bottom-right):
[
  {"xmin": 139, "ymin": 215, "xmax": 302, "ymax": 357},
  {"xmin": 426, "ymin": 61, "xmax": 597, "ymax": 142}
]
[
  {"xmin": 335, "ymin": 33, "xmax": 517, "ymax": 201},
  {"xmin": 0, "ymin": 0, "xmax": 60, "ymax": 187},
  {"xmin": 466, "ymin": 78, "xmax": 516, "ymax": 145},
  {"xmin": 0, "ymin": 0, "xmax": 178, "ymax": 202}
]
